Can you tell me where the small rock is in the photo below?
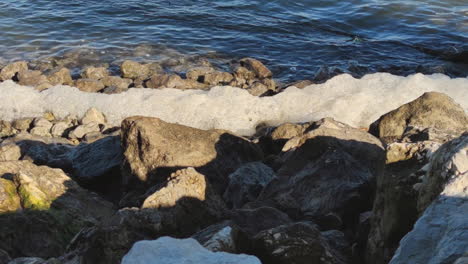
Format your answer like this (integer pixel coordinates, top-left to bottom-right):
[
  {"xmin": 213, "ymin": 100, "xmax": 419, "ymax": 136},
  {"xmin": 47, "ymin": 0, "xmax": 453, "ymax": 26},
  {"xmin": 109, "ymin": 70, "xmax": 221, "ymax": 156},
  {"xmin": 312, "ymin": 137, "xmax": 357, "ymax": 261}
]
[
  {"xmin": 7, "ymin": 257, "xmax": 45, "ymax": 264},
  {"xmin": 101, "ymin": 76, "xmax": 132, "ymax": 90},
  {"xmin": 50, "ymin": 122, "xmax": 70, "ymax": 137},
  {"xmin": 42, "ymin": 112, "xmax": 55, "ymax": 122},
  {"xmin": 0, "ymin": 61, "xmax": 28, "ymax": 81},
  {"xmin": 203, "ymin": 72, "xmax": 234, "ymax": 86},
  {"xmin": 186, "ymin": 67, "xmax": 215, "ymax": 81},
  {"xmin": 69, "ymin": 122, "xmax": 100, "ymax": 139},
  {"xmin": 233, "ymin": 66, "xmax": 256, "ymax": 82},
  {"xmin": 0, "ymin": 121, "xmax": 15, "ymax": 138},
  {"xmin": 29, "ymin": 118, "xmax": 53, "ymax": 137},
  {"xmin": 246, "ymin": 82, "xmax": 269, "ymax": 96},
  {"xmin": 17, "ymin": 70, "xmax": 50, "ymax": 88},
  {"xmin": 47, "ymin": 67, "xmax": 73, "ymax": 86},
  {"xmin": 0, "ymin": 142, "xmax": 21, "ymax": 162},
  {"xmin": 121, "ymin": 60, "xmax": 151, "ymax": 79},
  {"xmin": 240, "ymin": 58, "xmax": 272, "ymax": 79},
  {"xmin": 192, "ymin": 221, "xmax": 240, "ymax": 253},
  {"xmin": 81, "ymin": 107, "xmax": 106, "ymax": 125},
  {"xmin": 75, "ymin": 79, "xmax": 105, "ymax": 93},
  {"xmin": 11, "ymin": 118, "xmax": 32, "ymax": 132},
  {"xmin": 287, "ymin": 80, "xmax": 313, "ymax": 89},
  {"xmin": 81, "ymin": 66, "xmax": 109, "ymax": 80},
  {"xmin": 83, "ymin": 131, "xmax": 104, "ymax": 143}
]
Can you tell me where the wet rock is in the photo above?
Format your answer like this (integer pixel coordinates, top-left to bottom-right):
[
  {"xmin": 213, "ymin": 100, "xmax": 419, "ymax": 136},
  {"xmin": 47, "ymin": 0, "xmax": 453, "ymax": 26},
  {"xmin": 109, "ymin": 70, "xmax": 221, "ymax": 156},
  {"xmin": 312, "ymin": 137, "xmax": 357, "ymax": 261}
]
[
  {"xmin": 0, "ymin": 120, "xmax": 15, "ymax": 138},
  {"xmin": 203, "ymin": 71, "xmax": 234, "ymax": 86},
  {"xmin": 121, "ymin": 237, "xmax": 261, "ymax": 264},
  {"xmin": 81, "ymin": 66, "xmax": 109, "ymax": 80},
  {"xmin": 101, "ymin": 76, "xmax": 132, "ymax": 91},
  {"xmin": 75, "ymin": 79, "xmax": 105, "ymax": 93},
  {"xmin": 251, "ymin": 222, "xmax": 346, "ymax": 264},
  {"xmin": 192, "ymin": 221, "xmax": 240, "ymax": 253},
  {"xmin": 68, "ymin": 122, "xmax": 100, "ymax": 139},
  {"xmin": 47, "ymin": 68, "xmax": 73, "ymax": 86},
  {"xmin": 287, "ymin": 80, "xmax": 313, "ymax": 89},
  {"xmin": 390, "ymin": 134, "xmax": 468, "ymax": 264},
  {"xmin": 240, "ymin": 58, "xmax": 272, "ymax": 79},
  {"xmin": 121, "ymin": 116, "xmax": 263, "ymax": 193},
  {"xmin": 81, "ymin": 107, "xmax": 106, "ymax": 125},
  {"xmin": 233, "ymin": 66, "xmax": 256, "ymax": 82},
  {"xmin": 257, "ymin": 118, "xmax": 385, "ymax": 223},
  {"xmin": 370, "ymin": 92, "xmax": 468, "ymax": 144},
  {"xmin": 12, "ymin": 118, "xmax": 32, "ymax": 132},
  {"xmin": 223, "ymin": 162, "xmax": 276, "ymax": 209},
  {"xmin": 0, "ymin": 61, "xmax": 28, "ymax": 81},
  {"xmin": 0, "ymin": 161, "xmax": 114, "ymax": 259},
  {"xmin": 121, "ymin": 60, "xmax": 151, "ymax": 79},
  {"xmin": 17, "ymin": 70, "xmax": 50, "ymax": 90}
]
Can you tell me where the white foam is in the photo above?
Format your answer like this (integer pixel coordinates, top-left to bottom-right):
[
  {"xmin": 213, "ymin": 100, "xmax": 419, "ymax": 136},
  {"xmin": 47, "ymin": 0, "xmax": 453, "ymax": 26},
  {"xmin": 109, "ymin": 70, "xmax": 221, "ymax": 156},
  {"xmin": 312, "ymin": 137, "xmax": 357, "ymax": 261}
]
[{"xmin": 0, "ymin": 73, "xmax": 467, "ymax": 135}]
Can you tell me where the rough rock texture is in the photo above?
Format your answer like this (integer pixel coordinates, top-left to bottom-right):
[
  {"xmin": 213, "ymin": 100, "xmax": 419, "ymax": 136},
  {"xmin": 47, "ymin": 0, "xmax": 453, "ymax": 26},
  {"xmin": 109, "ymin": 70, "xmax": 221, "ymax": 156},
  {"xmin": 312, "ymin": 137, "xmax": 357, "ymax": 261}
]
[
  {"xmin": 101, "ymin": 76, "xmax": 132, "ymax": 91},
  {"xmin": 240, "ymin": 58, "xmax": 272, "ymax": 79},
  {"xmin": 192, "ymin": 221, "xmax": 240, "ymax": 253},
  {"xmin": 223, "ymin": 162, "xmax": 276, "ymax": 209},
  {"xmin": 121, "ymin": 116, "xmax": 263, "ymax": 193},
  {"xmin": 251, "ymin": 222, "xmax": 346, "ymax": 264},
  {"xmin": 370, "ymin": 92, "xmax": 468, "ymax": 143},
  {"xmin": 17, "ymin": 70, "xmax": 50, "ymax": 89},
  {"xmin": 121, "ymin": 60, "xmax": 150, "ymax": 79},
  {"xmin": 0, "ymin": 178, "xmax": 21, "ymax": 213},
  {"xmin": 145, "ymin": 73, "xmax": 205, "ymax": 90},
  {"xmin": 0, "ymin": 161, "xmax": 114, "ymax": 259},
  {"xmin": 47, "ymin": 67, "xmax": 73, "ymax": 86},
  {"xmin": 69, "ymin": 122, "xmax": 100, "ymax": 139},
  {"xmin": 0, "ymin": 120, "xmax": 15, "ymax": 138},
  {"xmin": 121, "ymin": 237, "xmax": 261, "ymax": 264},
  {"xmin": 0, "ymin": 61, "xmax": 28, "ymax": 81},
  {"xmin": 390, "ymin": 134, "xmax": 468, "ymax": 264},
  {"xmin": 257, "ymin": 118, "xmax": 385, "ymax": 223},
  {"xmin": 81, "ymin": 107, "xmax": 106, "ymax": 125},
  {"xmin": 12, "ymin": 118, "xmax": 32, "ymax": 132},
  {"xmin": 186, "ymin": 67, "xmax": 215, "ymax": 81},
  {"xmin": 203, "ymin": 71, "xmax": 234, "ymax": 86},
  {"xmin": 75, "ymin": 79, "xmax": 105, "ymax": 93},
  {"xmin": 81, "ymin": 66, "xmax": 109, "ymax": 80}
]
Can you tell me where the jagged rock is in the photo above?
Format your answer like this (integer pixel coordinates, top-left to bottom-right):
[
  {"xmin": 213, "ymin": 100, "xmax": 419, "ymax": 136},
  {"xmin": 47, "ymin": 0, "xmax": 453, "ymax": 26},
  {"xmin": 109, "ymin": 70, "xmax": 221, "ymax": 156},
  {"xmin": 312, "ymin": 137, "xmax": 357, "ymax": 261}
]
[
  {"xmin": 29, "ymin": 118, "xmax": 53, "ymax": 137},
  {"xmin": 75, "ymin": 79, "xmax": 105, "ymax": 93},
  {"xmin": 12, "ymin": 118, "xmax": 32, "ymax": 132},
  {"xmin": 186, "ymin": 67, "xmax": 215, "ymax": 81},
  {"xmin": 121, "ymin": 237, "xmax": 261, "ymax": 264},
  {"xmin": 47, "ymin": 68, "xmax": 73, "ymax": 86},
  {"xmin": 251, "ymin": 222, "xmax": 346, "ymax": 264},
  {"xmin": 0, "ymin": 61, "xmax": 28, "ymax": 81},
  {"xmin": 257, "ymin": 118, "xmax": 385, "ymax": 223},
  {"xmin": 50, "ymin": 122, "xmax": 70, "ymax": 137},
  {"xmin": 81, "ymin": 66, "xmax": 109, "ymax": 80},
  {"xmin": 0, "ymin": 120, "xmax": 15, "ymax": 138},
  {"xmin": 223, "ymin": 162, "xmax": 276, "ymax": 209},
  {"xmin": 370, "ymin": 92, "xmax": 468, "ymax": 143},
  {"xmin": 81, "ymin": 107, "xmax": 106, "ymax": 125},
  {"xmin": 17, "ymin": 70, "xmax": 50, "ymax": 90},
  {"xmin": 240, "ymin": 58, "xmax": 272, "ymax": 79},
  {"xmin": 0, "ymin": 161, "xmax": 114, "ymax": 259},
  {"xmin": 101, "ymin": 76, "xmax": 132, "ymax": 90},
  {"xmin": 203, "ymin": 72, "xmax": 234, "ymax": 85},
  {"xmin": 121, "ymin": 60, "xmax": 151, "ymax": 79},
  {"xmin": 390, "ymin": 134, "xmax": 468, "ymax": 264},
  {"xmin": 121, "ymin": 116, "xmax": 263, "ymax": 193},
  {"xmin": 233, "ymin": 66, "xmax": 256, "ymax": 82},
  {"xmin": 192, "ymin": 221, "xmax": 240, "ymax": 253},
  {"xmin": 69, "ymin": 122, "xmax": 100, "ymax": 139},
  {"xmin": 0, "ymin": 142, "xmax": 21, "ymax": 161}
]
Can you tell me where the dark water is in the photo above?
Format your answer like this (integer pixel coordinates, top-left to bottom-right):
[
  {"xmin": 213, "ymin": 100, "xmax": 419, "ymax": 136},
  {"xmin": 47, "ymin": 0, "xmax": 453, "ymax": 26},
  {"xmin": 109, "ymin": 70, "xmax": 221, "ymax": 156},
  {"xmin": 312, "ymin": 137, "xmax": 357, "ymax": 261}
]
[{"xmin": 0, "ymin": 0, "xmax": 467, "ymax": 82}]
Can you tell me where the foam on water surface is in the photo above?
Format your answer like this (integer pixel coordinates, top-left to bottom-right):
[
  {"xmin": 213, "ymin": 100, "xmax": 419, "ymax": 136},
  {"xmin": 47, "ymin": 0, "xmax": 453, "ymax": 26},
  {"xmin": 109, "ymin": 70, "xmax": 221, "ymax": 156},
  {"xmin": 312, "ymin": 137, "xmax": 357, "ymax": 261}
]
[{"xmin": 0, "ymin": 73, "xmax": 467, "ymax": 136}]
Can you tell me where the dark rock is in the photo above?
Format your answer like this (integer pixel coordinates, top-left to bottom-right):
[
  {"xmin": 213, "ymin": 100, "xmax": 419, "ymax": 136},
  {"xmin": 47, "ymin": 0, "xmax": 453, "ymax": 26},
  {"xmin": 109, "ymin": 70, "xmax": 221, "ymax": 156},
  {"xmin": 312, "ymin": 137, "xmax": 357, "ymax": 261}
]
[{"xmin": 192, "ymin": 220, "xmax": 240, "ymax": 253}]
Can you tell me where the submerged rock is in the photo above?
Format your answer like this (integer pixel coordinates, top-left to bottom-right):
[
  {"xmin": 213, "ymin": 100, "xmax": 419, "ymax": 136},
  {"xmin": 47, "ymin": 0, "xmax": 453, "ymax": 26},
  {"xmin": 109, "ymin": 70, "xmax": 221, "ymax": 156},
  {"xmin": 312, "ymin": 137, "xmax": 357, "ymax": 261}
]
[
  {"xmin": 121, "ymin": 237, "xmax": 261, "ymax": 264},
  {"xmin": 370, "ymin": 92, "xmax": 468, "ymax": 143},
  {"xmin": 120, "ymin": 116, "xmax": 263, "ymax": 193}
]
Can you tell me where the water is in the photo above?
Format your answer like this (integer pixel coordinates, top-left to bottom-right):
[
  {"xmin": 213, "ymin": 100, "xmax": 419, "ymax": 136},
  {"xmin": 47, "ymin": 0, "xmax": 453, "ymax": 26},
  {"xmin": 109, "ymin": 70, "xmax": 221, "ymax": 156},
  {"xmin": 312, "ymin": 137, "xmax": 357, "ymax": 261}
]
[{"xmin": 0, "ymin": 0, "xmax": 467, "ymax": 82}]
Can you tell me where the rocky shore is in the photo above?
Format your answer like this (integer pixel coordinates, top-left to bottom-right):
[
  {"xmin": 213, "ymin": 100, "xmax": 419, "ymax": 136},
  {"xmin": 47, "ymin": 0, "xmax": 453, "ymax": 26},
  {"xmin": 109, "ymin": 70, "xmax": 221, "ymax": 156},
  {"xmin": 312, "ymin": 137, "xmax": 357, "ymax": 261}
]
[{"xmin": 0, "ymin": 58, "xmax": 467, "ymax": 264}]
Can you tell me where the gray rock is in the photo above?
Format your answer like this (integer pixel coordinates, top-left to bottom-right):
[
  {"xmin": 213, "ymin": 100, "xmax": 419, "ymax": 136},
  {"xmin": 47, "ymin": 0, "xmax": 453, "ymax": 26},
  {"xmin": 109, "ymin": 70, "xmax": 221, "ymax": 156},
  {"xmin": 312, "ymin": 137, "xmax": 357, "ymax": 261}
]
[
  {"xmin": 8, "ymin": 258, "xmax": 45, "ymax": 264},
  {"xmin": 223, "ymin": 162, "xmax": 276, "ymax": 209}
]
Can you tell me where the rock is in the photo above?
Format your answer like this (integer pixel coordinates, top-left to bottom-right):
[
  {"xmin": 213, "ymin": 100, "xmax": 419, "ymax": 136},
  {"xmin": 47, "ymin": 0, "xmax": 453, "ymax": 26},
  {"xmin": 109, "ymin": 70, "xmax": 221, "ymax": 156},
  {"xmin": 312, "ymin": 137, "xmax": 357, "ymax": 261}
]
[
  {"xmin": 0, "ymin": 120, "xmax": 15, "ymax": 138},
  {"xmin": 69, "ymin": 122, "xmax": 100, "ymax": 139},
  {"xmin": 0, "ymin": 249, "xmax": 11, "ymax": 264},
  {"xmin": 141, "ymin": 168, "xmax": 227, "ymax": 234},
  {"xmin": 223, "ymin": 162, "xmax": 276, "ymax": 209},
  {"xmin": 370, "ymin": 92, "xmax": 468, "ymax": 144},
  {"xmin": 121, "ymin": 237, "xmax": 261, "ymax": 264},
  {"xmin": 83, "ymin": 131, "xmax": 104, "ymax": 142},
  {"xmin": 246, "ymin": 82, "xmax": 269, "ymax": 96},
  {"xmin": 75, "ymin": 79, "xmax": 105, "ymax": 93},
  {"xmin": 145, "ymin": 73, "xmax": 205, "ymax": 89},
  {"xmin": 0, "ymin": 61, "xmax": 28, "ymax": 81},
  {"xmin": 257, "ymin": 118, "xmax": 385, "ymax": 222},
  {"xmin": 17, "ymin": 70, "xmax": 50, "ymax": 89},
  {"xmin": 390, "ymin": 134, "xmax": 468, "ymax": 264},
  {"xmin": 251, "ymin": 222, "xmax": 346, "ymax": 264},
  {"xmin": 233, "ymin": 66, "xmax": 256, "ymax": 82},
  {"xmin": 81, "ymin": 107, "xmax": 106, "ymax": 125},
  {"xmin": 8, "ymin": 258, "xmax": 45, "ymax": 264},
  {"xmin": 0, "ymin": 178, "xmax": 21, "ymax": 213},
  {"xmin": 0, "ymin": 161, "xmax": 114, "ymax": 259},
  {"xmin": 287, "ymin": 80, "xmax": 313, "ymax": 89},
  {"xmin": 81, "ymin": 66, "xmax": 109, "ymax": 80},
  {"xmin": 29, "ymin": 118, "xmax": 53, "ymax": 137},
  {"xmin": 12, "ymin": 118, "xmax": 32, "ymax": 132},
  {"xmin": 203, "ymin": 72, "xmax": 234, "ymax": 86},
  {"xmin": 192, "ymin": 221, "xmax": 240, "ymax": 253},
  {"xmin": 0, "ymin": 142, "xmax": 21, "ymax": 161},
  {"xmin": 50, "ymin": 122, "xmax": 70, "ymax": 137},
  {"xmin": 366, "ymin": 140, "xmax": 442, "ymax": 264},
  {"xmin": 121, "ymin": 60, "xmax": 150, "ymax": 79},
  {"xmin": 47, "ymin": 68, "xmax": 73, "ymax": 86},
  {"xmin": 186, "ymin": 67, "xmax": 215, "ymax": 81},
  {"xmin": 240, "ymin": 58, "xmax": 272, "ymax": 79},
  {"xmin": 101, "ymin": 76, "xmax": 132, "ymax": 91},
  {"xmin": 121, "ymin": 116, "xmax": 263, "ymax": 193},
  {"xmin": 102, "ymin": 85, "xmax": 128, "ymax": 94}
]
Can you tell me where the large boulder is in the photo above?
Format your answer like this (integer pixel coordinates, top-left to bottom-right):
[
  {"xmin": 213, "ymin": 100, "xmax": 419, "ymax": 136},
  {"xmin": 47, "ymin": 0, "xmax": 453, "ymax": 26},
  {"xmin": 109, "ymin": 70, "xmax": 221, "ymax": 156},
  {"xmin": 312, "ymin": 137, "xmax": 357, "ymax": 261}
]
[
  {"xmin": 0, "ymin": 161, "xmax": 114, "ymax": 259},
  {"xmin": 370, "ymin": 92, "xmax": 468, "ymax": 143},
  {"xmin": 251, "ymin": 222, "xmax": 347, "ymax": 264},
  {"xmin": 257, "ymin": 118, "xmax": 385, "ymax": 224},
  {"xmin": 120, "ymin": 116, "xmax": 263, "ymax": 193},
  {"xmin": 121, "ymin": 237, "xmax": 261, "ymax": 264},
  {"xmin": 390, "ymin": 134, "xmax": 468, "ymax": 264}
]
